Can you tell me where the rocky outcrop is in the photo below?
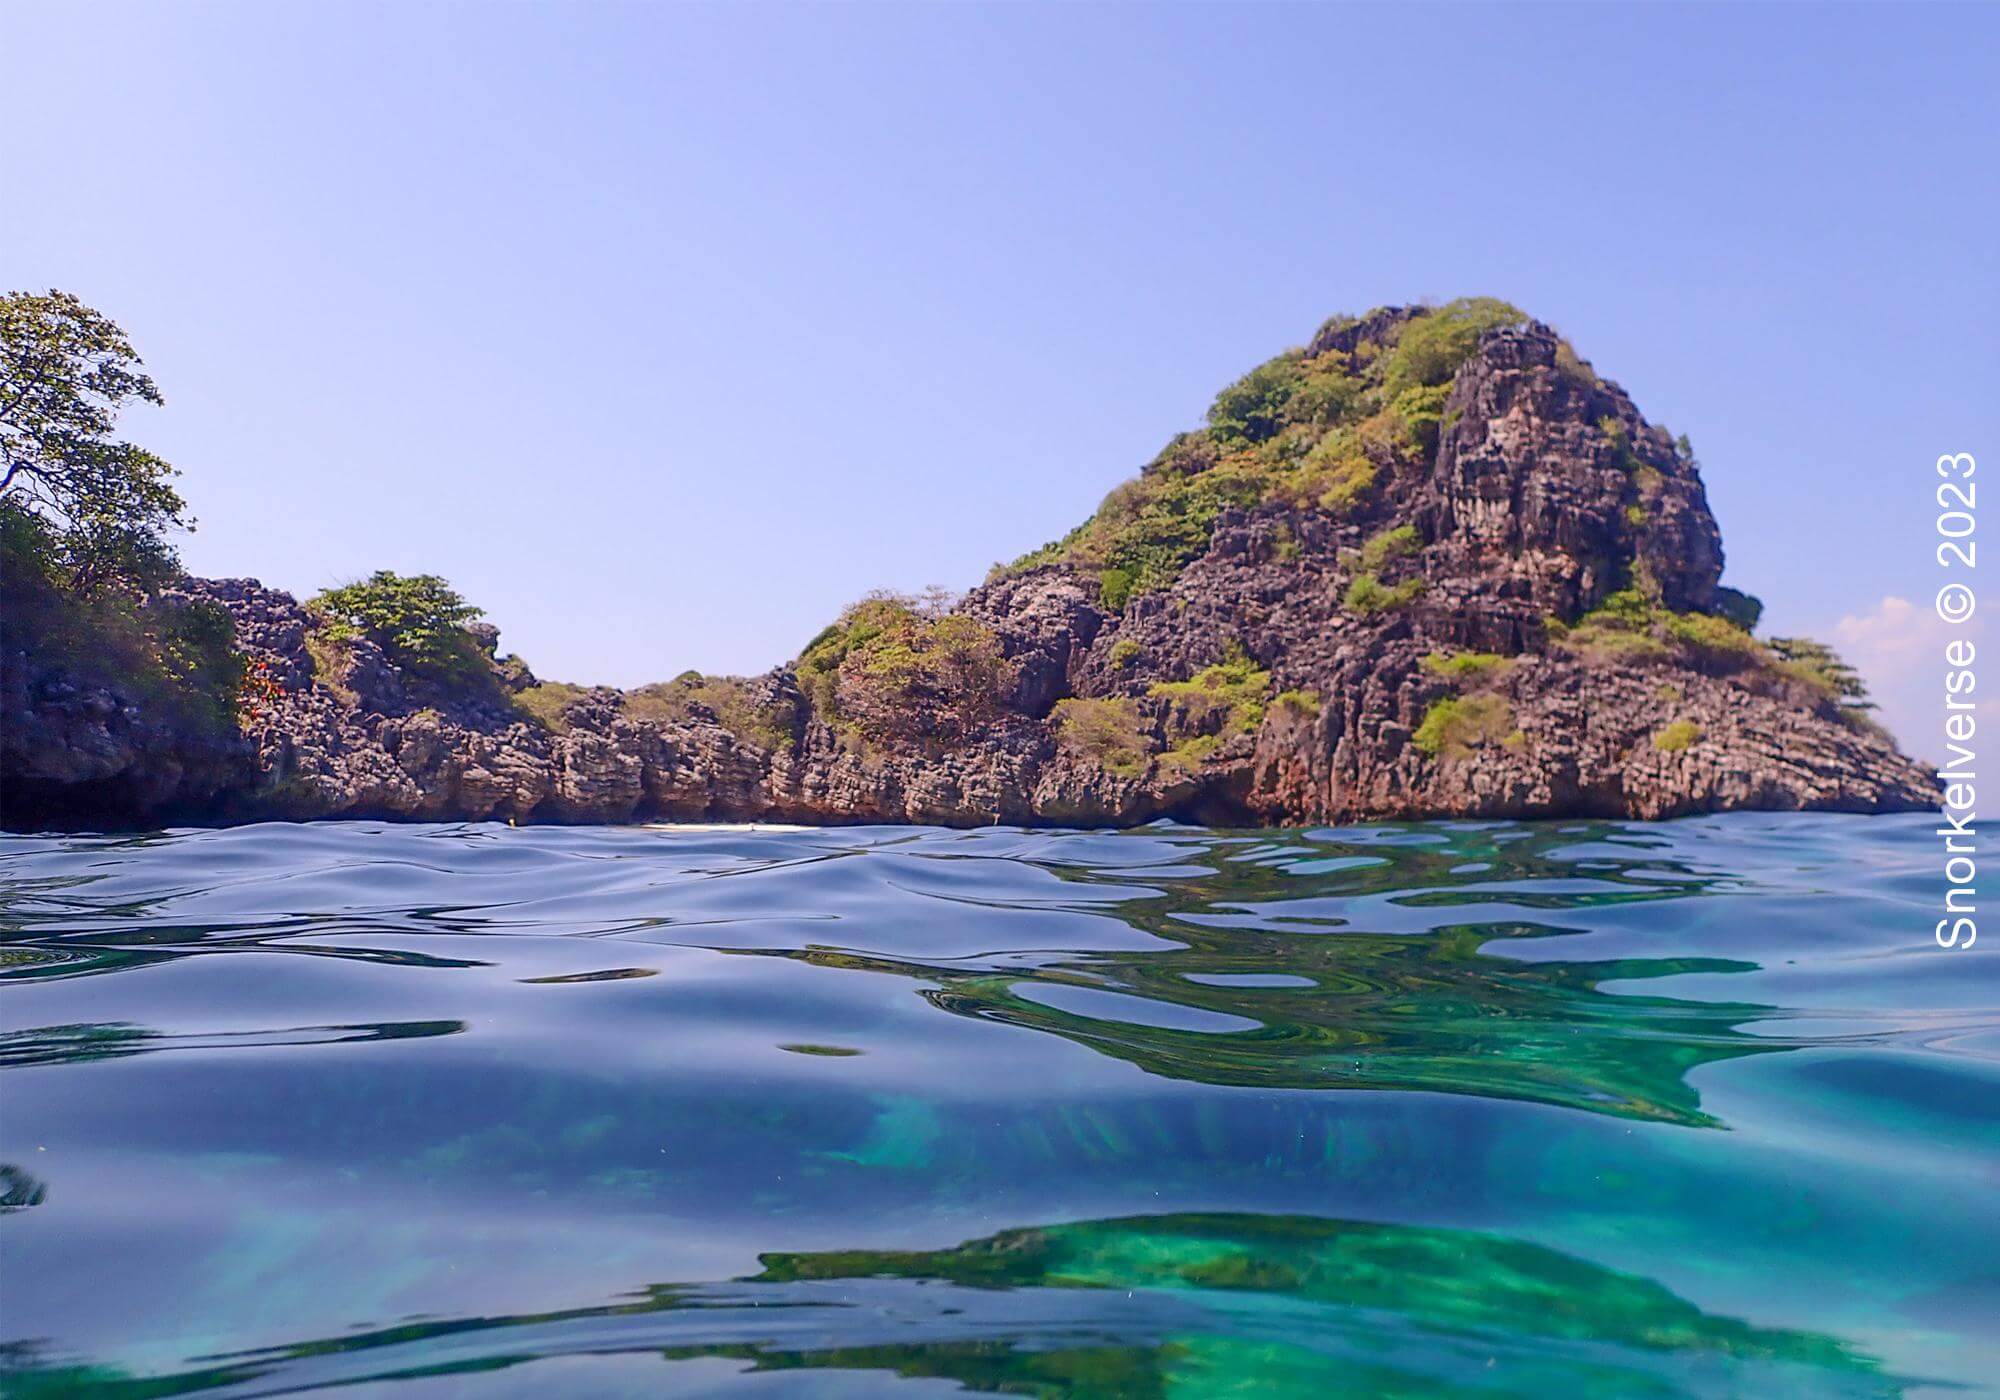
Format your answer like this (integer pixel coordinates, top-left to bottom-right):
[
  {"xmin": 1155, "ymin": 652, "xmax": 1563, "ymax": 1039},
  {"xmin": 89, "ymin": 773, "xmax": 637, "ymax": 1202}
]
[
  {"xmin": 0, "ymin": 588, "xmax": 254, "ymax": 825},
  {"xmin": 0, "ymin": 657, "xmax": 250, "ymax": 824},
  {"xmin": 1, "ymin": 308, "xmax": 1935, "ymax": 829}
]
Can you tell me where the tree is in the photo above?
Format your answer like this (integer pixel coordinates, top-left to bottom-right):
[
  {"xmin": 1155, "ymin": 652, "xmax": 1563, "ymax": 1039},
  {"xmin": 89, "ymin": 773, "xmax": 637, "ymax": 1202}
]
[
  {"xmin": 308, "ymin": 571, "xmax": 485, "ymax": 681},
  {"xmin": 0, "ymin": 290, "xmax": 187, "ymax": 592},
  {"xmin": 1768, "ymin": 637, "xmax": 1874, "ymax": 710},
  {"xmin": 802, "ymin": 595, "xmax": 1013, "ymax": 748}
]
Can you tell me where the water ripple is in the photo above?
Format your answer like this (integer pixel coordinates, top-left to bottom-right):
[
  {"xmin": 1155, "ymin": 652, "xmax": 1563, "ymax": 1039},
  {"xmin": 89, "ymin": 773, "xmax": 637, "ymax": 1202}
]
[{"xmin": 1, "ymin": 814, "xmax": 1993, "ymax": 1395}]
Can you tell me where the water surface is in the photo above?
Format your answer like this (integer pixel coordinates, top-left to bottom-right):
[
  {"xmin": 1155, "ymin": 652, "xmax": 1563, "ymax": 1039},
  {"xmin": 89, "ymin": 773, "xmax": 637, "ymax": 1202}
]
[{"xmin": 1, "ymin": 815, "xmax": 1993, "ymax": 1395}]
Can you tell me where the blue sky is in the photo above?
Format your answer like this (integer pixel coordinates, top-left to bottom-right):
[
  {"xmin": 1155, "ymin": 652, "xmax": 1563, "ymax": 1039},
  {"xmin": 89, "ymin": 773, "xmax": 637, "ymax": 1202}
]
[{"xmin": 4, "ymin": 2, "xmax": 1995, "ymax": 754}]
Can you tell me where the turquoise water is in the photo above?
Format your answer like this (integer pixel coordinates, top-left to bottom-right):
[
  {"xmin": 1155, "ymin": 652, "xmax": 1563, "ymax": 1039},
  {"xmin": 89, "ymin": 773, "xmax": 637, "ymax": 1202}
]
[{"xmin": 0, "ymin": 815, "xmax": 1993, "ymax": 1396}]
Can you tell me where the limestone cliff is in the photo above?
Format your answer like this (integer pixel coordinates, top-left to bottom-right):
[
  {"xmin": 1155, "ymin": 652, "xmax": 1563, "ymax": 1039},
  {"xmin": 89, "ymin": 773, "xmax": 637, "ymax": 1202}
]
[{"xmin": 1, "ymin": 303, "xmax": 1935, "ymax": 828}]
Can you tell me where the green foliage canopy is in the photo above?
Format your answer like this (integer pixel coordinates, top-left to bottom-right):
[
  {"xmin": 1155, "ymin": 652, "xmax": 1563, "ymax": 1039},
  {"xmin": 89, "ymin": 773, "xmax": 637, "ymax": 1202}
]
[
  {"xmin": 0, "ymin": 292, "xmax": 242, "ymax": 735},
  {"xmin": 0, "ymin": 290, "xmax": 187, "ymax": 594},
  {"xmin": 1376, "ymin": 298, "xmax": 1526, "ymax": 400},
  {"xmin": 308, "ymin": 571, "xmax": 485, "ymax": 682},
  {"xmin": 1, "ymin": 503, "xmax": 242, "ymax": 731}
]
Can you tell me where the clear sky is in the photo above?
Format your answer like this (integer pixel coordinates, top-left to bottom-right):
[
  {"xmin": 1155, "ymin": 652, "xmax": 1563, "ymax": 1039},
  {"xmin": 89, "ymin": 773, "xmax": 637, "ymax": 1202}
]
[{"xmin": 4, "ymin": 2, "xmax": 1995, "ymax": 756}]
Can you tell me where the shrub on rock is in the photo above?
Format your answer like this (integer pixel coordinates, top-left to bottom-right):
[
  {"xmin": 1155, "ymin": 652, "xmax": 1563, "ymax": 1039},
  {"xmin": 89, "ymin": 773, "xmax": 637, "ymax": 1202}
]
[
  {"xmin": 308, "ymin": 572, "xmax": 487, "ymax": 684},
  {"xmin": 625, "ymin": 672, "xmax": 794, "ymax": 751},
  {"xmin": 514, "ymin": 680, "xmax": 591, "ymax": 733},
  {"xmin": 1654, "ymin": 720, "xmax": 1702, "ymax": 752},
  {"xmin": 1052, "ymin": 696, "xmax": 1151, "ymax": 777},
  {"xmin": 1414, "ymin": 694, "xmax": 1516, "ymax": 760},
  {"xmin": 798, "ymin": 594, "xmax": 1013, "ymax": 748},
  {"xmin": 1346, "ymin": 573, "xmax": 1424, "ymax": 615}
]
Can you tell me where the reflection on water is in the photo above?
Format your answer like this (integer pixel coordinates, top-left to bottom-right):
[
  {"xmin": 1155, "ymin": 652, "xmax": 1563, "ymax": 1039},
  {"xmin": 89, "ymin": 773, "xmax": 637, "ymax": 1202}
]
[
  {"xmin": 0, "ymin": 815, "xmax": 1994, "ymax": 1395},
  {"xmin": 0, "ymin": 1018, "xmax": 465, "ymax": 1068},
  {"xmin": 765, "ymin": 824, "xmax": 1776, "ymax": 1127},
  {"xmin": 0, "ymin": 1163, "xmax": 45, "ymax": 1213}
]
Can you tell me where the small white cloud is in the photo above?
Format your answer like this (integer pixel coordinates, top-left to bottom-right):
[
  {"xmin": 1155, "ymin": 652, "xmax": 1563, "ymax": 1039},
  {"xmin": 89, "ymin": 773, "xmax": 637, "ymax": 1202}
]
[
  {"xmin": 1832, "ymin": 595, "xmax": 1982, "ymax": 764},
  {"xmin": 1834, "ymin": 595, "xmax": 1957, "ymax": 668}
]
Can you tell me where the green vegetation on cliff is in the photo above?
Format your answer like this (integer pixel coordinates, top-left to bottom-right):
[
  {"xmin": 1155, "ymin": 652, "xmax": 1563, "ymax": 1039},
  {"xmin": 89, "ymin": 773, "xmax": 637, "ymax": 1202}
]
[
  {"xmin": 0, "ymin": 290, "xmax": 242, "ymax": 737},
  {"xmin": 1150, "ymin": 651, "xmax": 1271, "ymax": 733},
  {"xmin": 1, "ymin": 291, "xmax": 190, "ymax": 595},
  {"xmin": 1053, "ymin": 695, "xmax": 1151, "ymax": 777},
  {"xmin": 515, "ymin": 671, "xmax": 795, "ymax": 751},
  {"xmin": 1151, "ymin": 650, "xmax": 1273, "ymax": 770},
  {"xmin": 1767, "ymin": 637, "xmax": 1874, "ymax": 711},
  {"xmin": 1002, "ymin": 299, "xmax": 1522, "ymax": 606},
  {"xmin": 1554, "ymin": 588, "xmax": 1766, "ymax": 668},
  {"xmin": 627, "ymin": 671, "xmax": 794, "ymax": 751},
  {"xmin": 1051, "ymin": 650, "xmax": 1282, "ymax": 780},
  {"xmin": 1423, "ymin": 651, "xmax": 1510, "ymax": 682},
  {"xmin": 1542, "ymin": 588, "xmax": 1885, "ymax": 734},
  {"xmin": 1344, "ymin": 573, "xmax": 1424, "ymax": 615},
  {"xmin": 1, "ymin": 505, "xmax": 241, "ymax": 731},
  {"xmin": 1346, "ymin": 523, "xmax": 1420, "ymax": 573},
  {"xmin": 1548, "ymin": 587, "xmax": 1767, "ymax": 667},
  {"xmin": 1414, "ymin": 694, "xmax": 1518, "ymax": 760},
  {"xmin": 1654, "ymin": 720, "xmax": 1702, "ymax": 752},
  {"xmin": 513, "ymin": 679, "xmax": 591, "ymax": 732},
  {"xmin": 307, "ymin": 572, "xmax": 488, "ymax": 684},
  {"xmin": 797, "ymin": 593, "xmax": 1013, "ymax": 747}
]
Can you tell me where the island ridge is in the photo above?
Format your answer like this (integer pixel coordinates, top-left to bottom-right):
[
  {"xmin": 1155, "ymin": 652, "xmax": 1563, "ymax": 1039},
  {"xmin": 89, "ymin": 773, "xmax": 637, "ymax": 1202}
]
[{"xmin": 1, "ymin": 296, "xmax": 1935, "ymax": 828}]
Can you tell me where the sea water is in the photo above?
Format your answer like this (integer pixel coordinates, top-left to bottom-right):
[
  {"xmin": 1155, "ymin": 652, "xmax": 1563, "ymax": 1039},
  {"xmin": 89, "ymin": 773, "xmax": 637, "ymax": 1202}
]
[{"xmin": 0, "ymin": 815, "xmax": 1993, "ymax": 1396}]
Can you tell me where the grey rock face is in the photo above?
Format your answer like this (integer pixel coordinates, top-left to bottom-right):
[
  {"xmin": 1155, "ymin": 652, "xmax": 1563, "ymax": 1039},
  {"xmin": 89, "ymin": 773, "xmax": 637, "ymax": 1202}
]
[{"xmin": 2, "ymin": 319, "xmax": 1934, "ymax": 829}]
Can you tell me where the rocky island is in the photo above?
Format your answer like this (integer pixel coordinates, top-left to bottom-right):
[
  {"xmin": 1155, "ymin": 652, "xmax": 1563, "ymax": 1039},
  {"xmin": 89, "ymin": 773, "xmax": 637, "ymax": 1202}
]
[{"xmin": 2, "ymin": 295, "xmax": 1935, "ymax": 829}]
